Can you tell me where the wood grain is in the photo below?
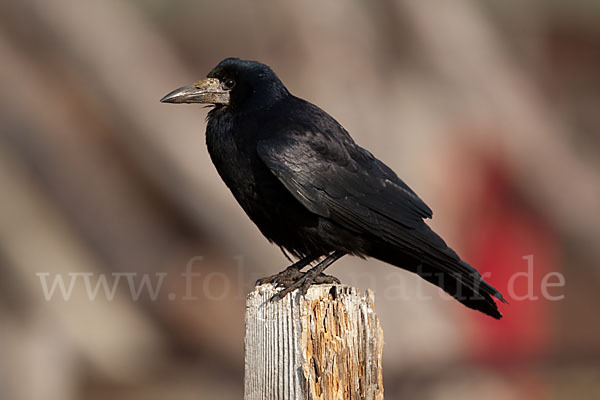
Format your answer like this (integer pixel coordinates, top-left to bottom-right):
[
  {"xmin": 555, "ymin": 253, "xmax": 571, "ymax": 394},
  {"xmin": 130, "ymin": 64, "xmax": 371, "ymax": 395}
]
[{"xmin": 244, "ymin": 284, "xmax": 384, "ymax": 400}]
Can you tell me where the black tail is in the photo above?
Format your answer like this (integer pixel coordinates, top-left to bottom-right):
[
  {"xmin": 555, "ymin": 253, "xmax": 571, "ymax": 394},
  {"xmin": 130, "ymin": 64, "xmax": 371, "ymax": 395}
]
[{"xmin": 371, "ymin": 228, "xmax": 507, "ymax": 319}]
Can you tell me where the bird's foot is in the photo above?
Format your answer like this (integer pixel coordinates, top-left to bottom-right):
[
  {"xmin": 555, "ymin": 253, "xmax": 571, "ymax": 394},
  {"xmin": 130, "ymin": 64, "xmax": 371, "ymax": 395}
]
[
  {"xmin": 271, "ymin": 271, "xmax": 340, "ymax": 301},
  {"xmin": 255, "ymin": 265, "xmax": 305, "ymax": 288}
]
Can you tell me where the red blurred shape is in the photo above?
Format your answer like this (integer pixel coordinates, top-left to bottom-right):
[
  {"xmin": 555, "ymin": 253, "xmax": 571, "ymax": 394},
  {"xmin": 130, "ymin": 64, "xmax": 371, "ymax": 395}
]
[{"xmin": 465, "ymin": 161, "xmax": 559, "ymax": 364}]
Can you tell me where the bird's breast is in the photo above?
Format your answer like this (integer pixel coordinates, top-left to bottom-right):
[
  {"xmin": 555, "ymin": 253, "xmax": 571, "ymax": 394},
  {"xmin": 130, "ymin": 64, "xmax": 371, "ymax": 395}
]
[
  {"xmin": 205, "ymin": 117, "xmax": 319, "ymax": 249},
  {"xmin": 206, "ymin": 120, "xmax": 294, "ymax": 214}
]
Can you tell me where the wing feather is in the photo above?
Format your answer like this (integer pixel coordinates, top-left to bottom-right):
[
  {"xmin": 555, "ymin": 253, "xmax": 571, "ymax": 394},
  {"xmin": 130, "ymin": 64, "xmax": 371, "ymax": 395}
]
[{"xmin": 257, "ymin": 134, "xmax": 431, "ymax": 231}]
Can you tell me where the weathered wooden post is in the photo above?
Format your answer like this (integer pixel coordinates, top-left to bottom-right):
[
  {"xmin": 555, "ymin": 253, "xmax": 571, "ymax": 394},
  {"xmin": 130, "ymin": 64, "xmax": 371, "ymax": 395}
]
[{"xmin": 244, "ymin": 284, "xmax": 384, "ymax": 400}]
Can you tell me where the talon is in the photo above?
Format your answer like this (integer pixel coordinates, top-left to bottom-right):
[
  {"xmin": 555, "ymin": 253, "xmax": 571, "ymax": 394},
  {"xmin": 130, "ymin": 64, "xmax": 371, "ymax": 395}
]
[
  {"xmin": 269, "ymin": 293, "xmax": 281, "ymax": 302},
  {"xmin": 300, "ymin": 283, "xmax": 310, "ymax": 295},
  {"xmin": 255, "ymin": 278, "xmax": 267, "ymax": 286}
]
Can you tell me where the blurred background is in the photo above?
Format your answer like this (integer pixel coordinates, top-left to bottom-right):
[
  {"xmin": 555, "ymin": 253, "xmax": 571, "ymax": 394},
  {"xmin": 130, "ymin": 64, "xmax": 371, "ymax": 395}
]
[{"xmin": 1, "ymin": 0, "xmax": 600, "ymax": 399}]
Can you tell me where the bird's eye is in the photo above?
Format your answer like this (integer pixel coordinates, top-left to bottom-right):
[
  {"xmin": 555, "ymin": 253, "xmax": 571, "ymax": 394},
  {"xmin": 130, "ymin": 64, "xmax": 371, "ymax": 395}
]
[{"xmin": 222, "ymin": 79, "xmax": 236, "ymax": 90}]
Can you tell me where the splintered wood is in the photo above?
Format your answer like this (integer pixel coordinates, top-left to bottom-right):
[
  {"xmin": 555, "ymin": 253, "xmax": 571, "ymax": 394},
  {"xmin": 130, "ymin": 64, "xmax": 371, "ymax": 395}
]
[{"xmin": 244, "ymin": 284, "xmax": 384, "ymax": 400}]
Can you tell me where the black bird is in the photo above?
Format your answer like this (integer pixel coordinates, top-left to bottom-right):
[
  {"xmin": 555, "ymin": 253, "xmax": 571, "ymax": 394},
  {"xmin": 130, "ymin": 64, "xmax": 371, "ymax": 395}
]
[{"xmin": 161, "ymin": 58, "xmax": 507, "ymax": 319}]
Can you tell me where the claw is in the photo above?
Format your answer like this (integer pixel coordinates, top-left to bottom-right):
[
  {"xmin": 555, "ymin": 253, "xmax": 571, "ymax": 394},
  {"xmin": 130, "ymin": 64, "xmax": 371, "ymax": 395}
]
[{"xmin": 268, "ymin": 293, "xmax": 281, "ymax": 302}]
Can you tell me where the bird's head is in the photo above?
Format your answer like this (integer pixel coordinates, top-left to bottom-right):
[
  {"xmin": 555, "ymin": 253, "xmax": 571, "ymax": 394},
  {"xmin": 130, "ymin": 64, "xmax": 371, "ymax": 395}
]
[{"xmin": 160, "ymin": 58, "xmax": 289, "ymax": 112}]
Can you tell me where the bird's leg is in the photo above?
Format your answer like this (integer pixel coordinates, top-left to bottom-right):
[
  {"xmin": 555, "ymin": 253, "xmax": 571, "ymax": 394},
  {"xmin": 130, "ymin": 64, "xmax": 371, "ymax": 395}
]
[
  {"xmin": 273, "ymin": 251, "xmax": 346, "ymax": 300},
  {"xmin": 255, "ymin": 254, "xmax": 317, "ymax": 287}
]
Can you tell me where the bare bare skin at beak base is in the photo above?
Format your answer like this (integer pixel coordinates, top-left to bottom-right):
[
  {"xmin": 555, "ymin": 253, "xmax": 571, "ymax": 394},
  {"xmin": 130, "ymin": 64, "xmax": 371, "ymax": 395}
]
[{"xmin": 160, "ymin": 78, "xmax": 230, "ymax": 104}]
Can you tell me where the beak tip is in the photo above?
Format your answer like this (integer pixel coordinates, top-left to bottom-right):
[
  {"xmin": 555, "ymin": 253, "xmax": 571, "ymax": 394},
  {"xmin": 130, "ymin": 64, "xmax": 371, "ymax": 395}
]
[
  {"xmin": 160, "ymin": 86, "xmax": 189, "ymax": 104},
  {"xmin": 159, "ymin": 94, "xmax": 175, "ymax": 103}
]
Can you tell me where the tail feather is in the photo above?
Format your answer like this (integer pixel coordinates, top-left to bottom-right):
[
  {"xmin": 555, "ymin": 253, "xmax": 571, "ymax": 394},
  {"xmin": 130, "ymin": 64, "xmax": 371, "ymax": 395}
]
[{"xmin": 371, "ymin": 240, "xmax": 506, "ymax": 319}]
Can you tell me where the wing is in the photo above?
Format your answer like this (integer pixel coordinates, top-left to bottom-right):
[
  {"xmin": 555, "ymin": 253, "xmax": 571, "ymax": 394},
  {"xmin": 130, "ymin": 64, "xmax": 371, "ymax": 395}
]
[{"xmin": 256, "ymin": 129, "xmax": 432, "ymax": 237}]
